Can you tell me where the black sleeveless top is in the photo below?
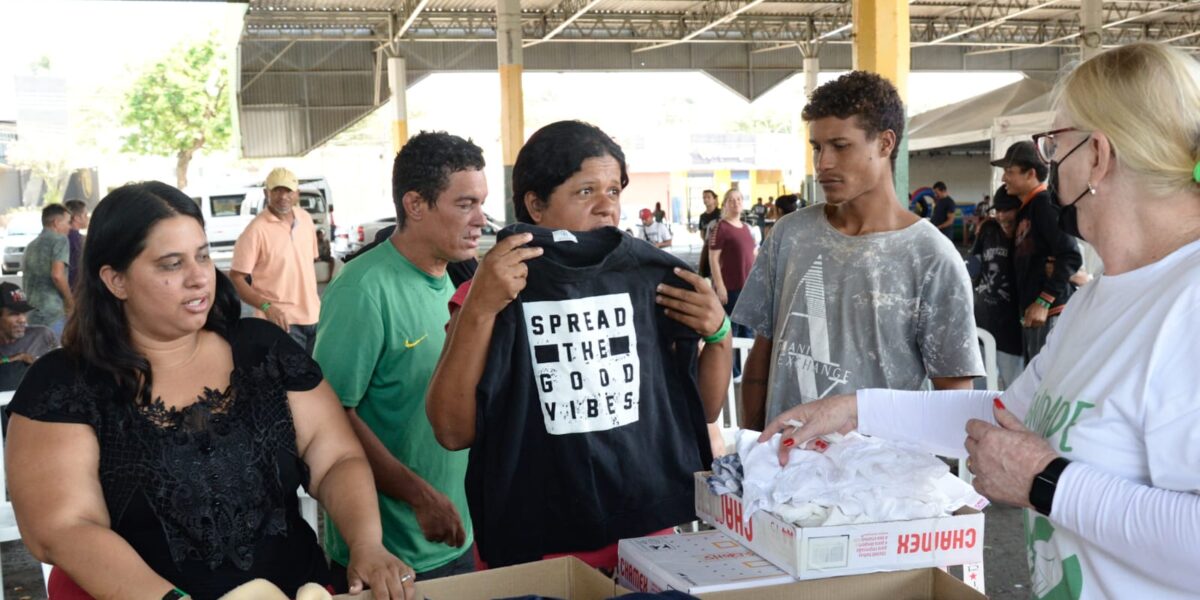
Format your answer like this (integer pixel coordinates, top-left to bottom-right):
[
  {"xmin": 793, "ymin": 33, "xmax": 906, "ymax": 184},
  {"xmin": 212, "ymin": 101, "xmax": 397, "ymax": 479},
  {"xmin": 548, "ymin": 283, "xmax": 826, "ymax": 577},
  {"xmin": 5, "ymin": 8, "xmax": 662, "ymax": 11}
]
[{"xmin": 8, "ymin": 318, "xmax": 332, "ymax": 599}]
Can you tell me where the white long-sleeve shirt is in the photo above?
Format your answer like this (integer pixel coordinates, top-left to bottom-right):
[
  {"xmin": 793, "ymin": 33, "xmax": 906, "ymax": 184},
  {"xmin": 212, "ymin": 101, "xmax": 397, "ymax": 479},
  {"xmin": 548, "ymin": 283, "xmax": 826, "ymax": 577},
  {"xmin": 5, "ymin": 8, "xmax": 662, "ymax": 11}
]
[{"xmin": 856, "ymin": 237, "xmax": 1200, "ymax": 600}]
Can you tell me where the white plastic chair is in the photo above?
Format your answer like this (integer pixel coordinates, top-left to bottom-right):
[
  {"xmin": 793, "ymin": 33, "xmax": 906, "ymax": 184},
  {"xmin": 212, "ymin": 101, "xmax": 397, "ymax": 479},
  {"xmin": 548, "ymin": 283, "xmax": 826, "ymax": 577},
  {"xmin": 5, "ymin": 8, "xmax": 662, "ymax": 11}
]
[
  {"xmin": 297, "ymin": 488, "xmax": 319, "ymax": 533},
  {"xmin": 0, "ymin": 390, "xmax": 51, "ymax": 594}
]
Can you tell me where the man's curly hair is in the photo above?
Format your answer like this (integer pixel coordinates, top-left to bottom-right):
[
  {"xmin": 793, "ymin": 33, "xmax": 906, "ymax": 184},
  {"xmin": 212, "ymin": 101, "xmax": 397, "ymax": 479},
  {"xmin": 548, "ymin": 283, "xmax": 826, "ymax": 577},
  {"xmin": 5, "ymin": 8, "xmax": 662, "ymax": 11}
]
[
  {"xmin": 392, "ymin": 131, "xmax": 485, "ymax": 229},
  {"xmin": 801, "ymin": 71, "xmax": 906, "ymax": 162}
]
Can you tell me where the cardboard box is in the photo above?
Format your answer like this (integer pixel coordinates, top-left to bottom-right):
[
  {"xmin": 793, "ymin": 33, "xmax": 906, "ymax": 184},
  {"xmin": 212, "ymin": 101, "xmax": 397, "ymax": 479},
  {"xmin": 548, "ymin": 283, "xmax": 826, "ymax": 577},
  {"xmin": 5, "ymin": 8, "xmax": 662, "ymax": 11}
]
[
  {"xmin": 698, "ymin": 567, "xmax": 987, "ymax": 599},
  {"xmin": 694, "ymin": 472, "xmax": 986, "ymax": 584},
  {"xmin": 617, "ymin": 530, "xmax": 795, "ymax": 594},
  {"xmin": 332, "ymin": 556, "xmax": 629, "ymax": 600}
]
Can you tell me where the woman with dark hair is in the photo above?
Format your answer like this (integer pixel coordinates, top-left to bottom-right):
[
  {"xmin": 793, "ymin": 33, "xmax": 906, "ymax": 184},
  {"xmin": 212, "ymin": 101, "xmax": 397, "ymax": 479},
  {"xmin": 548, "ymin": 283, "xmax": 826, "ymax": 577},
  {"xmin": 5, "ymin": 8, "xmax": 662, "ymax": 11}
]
[
  {"xmin": 6, "ymin": 181, "xmax": 414, "ymax": 600},
  {"xmin": 426, "ymin": 120, "xmax": 731, "ymax": 569}
]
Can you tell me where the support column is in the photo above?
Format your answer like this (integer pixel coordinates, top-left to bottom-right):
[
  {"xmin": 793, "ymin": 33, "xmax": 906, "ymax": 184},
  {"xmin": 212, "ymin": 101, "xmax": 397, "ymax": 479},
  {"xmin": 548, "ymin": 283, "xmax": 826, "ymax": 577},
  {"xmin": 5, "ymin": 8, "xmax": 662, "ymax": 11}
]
[
  {"xmin": 803, "ymin": 50, "xmax": 820, "ymax": 204},
  {"xmin": 498, "ymin": 0, "xmax": 525, "ymax": 225},
  {"xmin": 1079, "ymin": 0, "xmax": 1103, "ymax": 60},
  {"xmin": 852, "ymin": 0, "xmax": 910, "ymax": 204},
  {"xmin": 387, "ymin": 56, "xmax": 408, "ymax": 155}
]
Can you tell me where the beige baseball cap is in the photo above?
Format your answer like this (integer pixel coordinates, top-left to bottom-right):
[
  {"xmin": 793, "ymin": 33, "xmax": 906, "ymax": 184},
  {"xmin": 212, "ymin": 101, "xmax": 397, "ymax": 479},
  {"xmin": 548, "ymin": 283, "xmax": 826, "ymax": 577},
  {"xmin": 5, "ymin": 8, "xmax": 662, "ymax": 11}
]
[{"xmin": 264, "ymin": 167, "xmax": 299, "ymax": 191}]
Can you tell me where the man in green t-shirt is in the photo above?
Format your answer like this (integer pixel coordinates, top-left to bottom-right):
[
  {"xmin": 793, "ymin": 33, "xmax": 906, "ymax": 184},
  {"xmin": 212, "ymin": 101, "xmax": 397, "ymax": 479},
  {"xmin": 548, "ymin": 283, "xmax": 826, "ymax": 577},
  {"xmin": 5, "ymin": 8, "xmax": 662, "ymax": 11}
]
[
  {"xmin": 22, "ymin": 204, "xmax": 73, "ymax": 338},
  {"xmin": 314, "ymin": 131, "xmax": 488, "ymax": 585}
]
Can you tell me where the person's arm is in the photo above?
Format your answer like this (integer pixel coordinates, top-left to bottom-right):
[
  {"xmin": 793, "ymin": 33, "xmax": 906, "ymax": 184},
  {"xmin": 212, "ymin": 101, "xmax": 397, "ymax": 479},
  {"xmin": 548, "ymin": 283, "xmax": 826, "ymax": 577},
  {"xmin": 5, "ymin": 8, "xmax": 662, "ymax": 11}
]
[
  {"xmin": 345, "ymin": 407, "xmax": 465, "ymax": 548},
  {"xmin": 1033, "ymin": 198, "xmax": 1083, "ymax": 308},
  {"xmin": 741, "ymin": 336, "xmax": 773, "ymax": 430},
  {"xmin": 709, "ymin": 248, "xmax": 727, "ymax": 303},
  {"xmin": 656, "ymin": 224, "xmax": 673, "ymax": 248},
  {"xmin": 291, "ymin": 381, "xmax": 413, "ymax": 598},
  {"xmin": 7, "ymin": 417, "xmax": 175, "ymax": 600},
  {"xmin": 932, "ymin": 376, "xmax": 976, "ymax": 390},
  {"xmin": 50, "ymin": 261, "xmax": 72, "ymax": 313},
  {"xmin": 426, "ymin": 234, "xmax": 542, "ymax": 450},
  {"xmin": 229, "ymin": 269, "xmax": 289, "ymax": 330},
  {"xmin": 917, "ymin": 245, "xmax": 985, "ymax": 385},
  {"xmin": 709, "ymin": 223, "xmax": 728, "ymax": 302},
  {"xmin": 937, "ymin": 201, "xmax": 955, "ymax": 231},
  {"xmin": 655, "ymin": 268, "xmax": 730, "ymax": 422},
  {"xmin": 1050, "ymin": 463, "xmax": 1200, "ymax": 590}
]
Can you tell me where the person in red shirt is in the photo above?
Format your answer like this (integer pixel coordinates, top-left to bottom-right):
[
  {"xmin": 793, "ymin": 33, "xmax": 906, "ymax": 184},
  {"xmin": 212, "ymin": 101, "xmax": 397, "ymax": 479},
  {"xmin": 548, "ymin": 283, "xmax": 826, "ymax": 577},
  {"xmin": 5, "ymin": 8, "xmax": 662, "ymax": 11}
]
[{"xmin": 708, "ymin": 188, "xmax": 757, "ymax": 377}]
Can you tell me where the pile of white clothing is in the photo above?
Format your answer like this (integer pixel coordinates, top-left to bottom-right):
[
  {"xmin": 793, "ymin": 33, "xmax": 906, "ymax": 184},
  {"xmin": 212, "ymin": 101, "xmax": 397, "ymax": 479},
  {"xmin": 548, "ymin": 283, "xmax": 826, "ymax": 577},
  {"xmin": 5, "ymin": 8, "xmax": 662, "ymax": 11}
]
[{"xmin": 732, "ymin": 429, "xmax": 984, "ymax": 528}]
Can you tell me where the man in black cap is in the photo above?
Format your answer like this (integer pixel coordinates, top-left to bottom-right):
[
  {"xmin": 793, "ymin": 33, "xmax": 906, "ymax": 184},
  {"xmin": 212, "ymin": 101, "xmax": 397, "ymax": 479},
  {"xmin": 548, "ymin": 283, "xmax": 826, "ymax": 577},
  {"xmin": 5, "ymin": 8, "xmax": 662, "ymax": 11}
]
[
  {"xmin": 991, "ymin": 140, "xmax": 1082, "ymax": 361},
  {"xmin": 0, "ymin": 282, "xmax": 58, "ymax": 391}
]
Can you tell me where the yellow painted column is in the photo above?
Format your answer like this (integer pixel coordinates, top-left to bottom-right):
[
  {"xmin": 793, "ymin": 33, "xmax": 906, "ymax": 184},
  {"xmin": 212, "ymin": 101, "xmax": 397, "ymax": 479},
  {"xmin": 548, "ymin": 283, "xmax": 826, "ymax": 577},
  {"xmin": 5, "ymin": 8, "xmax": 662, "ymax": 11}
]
[
  {"xmin": 803, "ymin": 54, "xmax": 819, "ymax": 204},
  {"xmin": 387, "ymin": 56, "xmax": 408, "ymax": 155},
  {"xmin": 852, "ymin": 0, "xmax": 909, "ymax": 99},
  {"xmin": 853, "ymin": 0, "xmax": 910, "ymax": 202},
  {"xmin": 498, "ymin": 0, "xmax": 525, "ymax": 224}
]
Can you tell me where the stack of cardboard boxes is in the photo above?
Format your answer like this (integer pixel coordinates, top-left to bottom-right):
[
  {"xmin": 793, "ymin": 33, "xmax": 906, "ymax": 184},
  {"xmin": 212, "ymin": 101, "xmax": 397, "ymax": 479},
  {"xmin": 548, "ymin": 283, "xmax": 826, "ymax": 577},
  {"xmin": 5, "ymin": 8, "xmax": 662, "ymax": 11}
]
[{"xmin": 334, "ymin": 470, "xmax": 989, "ymax": 599}]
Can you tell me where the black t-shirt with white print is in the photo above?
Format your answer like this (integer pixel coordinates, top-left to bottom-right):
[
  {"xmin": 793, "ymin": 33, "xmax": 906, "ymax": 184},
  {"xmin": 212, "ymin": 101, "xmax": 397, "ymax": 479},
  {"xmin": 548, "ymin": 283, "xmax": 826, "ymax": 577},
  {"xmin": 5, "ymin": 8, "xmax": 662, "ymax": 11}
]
[{"xmin": 470, "ymin": 224, "xmax": 712, "ymax": 568}]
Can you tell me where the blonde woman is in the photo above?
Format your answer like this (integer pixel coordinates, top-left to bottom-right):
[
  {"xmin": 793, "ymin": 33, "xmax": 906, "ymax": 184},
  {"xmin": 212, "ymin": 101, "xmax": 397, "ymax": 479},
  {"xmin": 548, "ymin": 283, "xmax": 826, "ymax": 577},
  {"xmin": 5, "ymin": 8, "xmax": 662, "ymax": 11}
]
[{"xmin": 764, "ymin": 43, "xmax": 1200, "ymax": 599}]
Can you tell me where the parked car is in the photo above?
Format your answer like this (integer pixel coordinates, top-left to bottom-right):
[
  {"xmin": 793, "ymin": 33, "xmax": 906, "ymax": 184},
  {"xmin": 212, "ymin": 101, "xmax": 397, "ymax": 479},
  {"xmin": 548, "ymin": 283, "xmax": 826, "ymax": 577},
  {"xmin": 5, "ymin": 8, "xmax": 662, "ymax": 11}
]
[
  {"xmin": 2, "ymin": 212, "xmax": 48, "ymax": 275},
  {"xmin": 186, "ymin": 187, "xmax": 257, "ymax": 271}
]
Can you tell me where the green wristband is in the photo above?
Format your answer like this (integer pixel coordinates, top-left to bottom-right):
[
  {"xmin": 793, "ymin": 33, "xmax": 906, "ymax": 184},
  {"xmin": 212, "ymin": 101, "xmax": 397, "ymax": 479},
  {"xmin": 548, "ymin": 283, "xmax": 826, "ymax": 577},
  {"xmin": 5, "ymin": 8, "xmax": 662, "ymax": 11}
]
[
  {"xmin": 1036, "ymin": 297, "xmax": 1053, "ymax": 309},
  {"xmin": 703, "ymin": 316, "xmax": 732, "ymax": 344},
  {"xmin": 259, "ymin": 301, "xmax": 272, "ymax": 313},
  {"xmin": 1, "ymin": 356, "xmax": 8, "ymax": 364}
]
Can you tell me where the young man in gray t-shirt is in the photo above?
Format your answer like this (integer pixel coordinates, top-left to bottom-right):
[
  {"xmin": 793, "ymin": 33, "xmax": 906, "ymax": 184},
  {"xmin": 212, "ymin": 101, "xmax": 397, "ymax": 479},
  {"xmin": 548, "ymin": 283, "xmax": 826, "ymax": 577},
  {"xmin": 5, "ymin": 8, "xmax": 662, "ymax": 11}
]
[{"xmin": 733, "ymin": 72, "xmax": 983, "ymax": 428}]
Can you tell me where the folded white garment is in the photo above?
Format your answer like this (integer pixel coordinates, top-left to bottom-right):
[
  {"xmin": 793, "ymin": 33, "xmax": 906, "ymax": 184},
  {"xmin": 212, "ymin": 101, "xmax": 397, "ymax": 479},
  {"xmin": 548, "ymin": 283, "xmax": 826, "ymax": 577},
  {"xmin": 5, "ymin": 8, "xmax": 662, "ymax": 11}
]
[{"xmin": 734, "ymin": 429, "xmax": 983, "ymax": 527}]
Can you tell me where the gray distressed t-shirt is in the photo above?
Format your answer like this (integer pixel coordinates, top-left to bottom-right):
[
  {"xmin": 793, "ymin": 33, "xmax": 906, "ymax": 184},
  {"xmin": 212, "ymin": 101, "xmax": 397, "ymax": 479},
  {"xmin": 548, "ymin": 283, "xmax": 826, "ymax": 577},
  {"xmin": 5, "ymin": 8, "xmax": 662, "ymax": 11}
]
[
  {"xmin": 23, "ymin": 229, "xmax": 69, "ymax": 327},
  {"xmin": 732, "ymin": 205, "xmax": 984, "ymax": 422}
]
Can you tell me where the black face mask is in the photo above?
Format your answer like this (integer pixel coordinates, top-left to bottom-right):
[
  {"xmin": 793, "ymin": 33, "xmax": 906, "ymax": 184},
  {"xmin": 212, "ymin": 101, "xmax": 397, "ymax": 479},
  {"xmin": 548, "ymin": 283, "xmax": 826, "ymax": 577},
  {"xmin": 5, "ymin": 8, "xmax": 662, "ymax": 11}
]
[{"xmin": 1047, "ymin": 135, "xmax": 1092, "ymax": 240}]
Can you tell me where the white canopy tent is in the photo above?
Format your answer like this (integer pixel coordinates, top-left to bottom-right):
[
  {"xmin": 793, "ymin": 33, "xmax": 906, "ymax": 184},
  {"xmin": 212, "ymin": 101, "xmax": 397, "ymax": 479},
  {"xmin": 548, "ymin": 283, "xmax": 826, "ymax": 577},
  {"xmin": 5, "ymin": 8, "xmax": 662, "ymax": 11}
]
[{"xmin": 908, "ymin": 78, "xmax": 1054, "ymax": 153}]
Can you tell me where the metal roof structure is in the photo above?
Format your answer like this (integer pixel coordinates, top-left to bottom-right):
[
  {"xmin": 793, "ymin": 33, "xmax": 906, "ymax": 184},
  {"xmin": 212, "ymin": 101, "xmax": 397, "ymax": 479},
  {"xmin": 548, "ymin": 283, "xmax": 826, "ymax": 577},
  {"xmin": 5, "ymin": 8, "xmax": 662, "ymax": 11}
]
[{"xmin": 238, "ymin": 0, "xmax": 1200, "ymax": 156}]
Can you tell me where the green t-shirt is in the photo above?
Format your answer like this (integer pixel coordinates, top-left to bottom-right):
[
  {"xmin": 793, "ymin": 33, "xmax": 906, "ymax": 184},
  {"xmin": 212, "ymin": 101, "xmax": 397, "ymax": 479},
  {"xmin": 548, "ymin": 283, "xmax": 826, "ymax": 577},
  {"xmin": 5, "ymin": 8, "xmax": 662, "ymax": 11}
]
[
  {"xmin": 314, "ymin": 241, "xmax": 472, "ymax": 572},
  {"xmin": 22, "ymin": 229, "xmax": 69, "ymax": 326}
]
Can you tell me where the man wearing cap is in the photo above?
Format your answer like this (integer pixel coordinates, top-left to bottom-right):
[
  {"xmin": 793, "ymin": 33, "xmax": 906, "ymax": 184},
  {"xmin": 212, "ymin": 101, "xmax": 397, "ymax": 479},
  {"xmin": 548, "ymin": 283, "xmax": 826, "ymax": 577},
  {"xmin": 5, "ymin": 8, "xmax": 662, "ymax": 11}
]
[
  {"xmin": 991, "ymin": 141, "xmax": 1082, "ymax": 361},
  {"xmin": 634, "ymin": 207, "xmax": 672, "ymax": 248},
  {"xmin": 231, "ymin": 167, "xmax": 321, "ymax": 353},
  {"xmin": 0, "ymin": 282, "xmax": 57, "ymax": 391}
]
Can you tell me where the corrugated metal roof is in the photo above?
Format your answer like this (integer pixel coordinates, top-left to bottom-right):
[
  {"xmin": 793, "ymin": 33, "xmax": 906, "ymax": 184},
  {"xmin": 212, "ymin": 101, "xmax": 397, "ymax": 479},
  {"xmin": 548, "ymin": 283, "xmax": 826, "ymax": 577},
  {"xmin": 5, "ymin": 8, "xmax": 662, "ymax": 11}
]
[{"xmin": 239, "ymin": 0, "xmax": 1200, "ymax": 156}]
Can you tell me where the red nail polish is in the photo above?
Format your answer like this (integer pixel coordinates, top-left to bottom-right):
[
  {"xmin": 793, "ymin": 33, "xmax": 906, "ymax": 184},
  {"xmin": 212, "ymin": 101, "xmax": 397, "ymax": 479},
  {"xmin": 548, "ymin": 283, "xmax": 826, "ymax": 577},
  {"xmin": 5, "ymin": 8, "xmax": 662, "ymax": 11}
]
[
  {"xmin": 782, "ymin": 438, "xmax": 795, "ymax": 448},
  {"xmin": 814, "ymin": 439, "xmax": 829, "ymax": 451},
  {"xmin": 994, "ymin": 397, "xmax": 1006, "ymax": 411}
]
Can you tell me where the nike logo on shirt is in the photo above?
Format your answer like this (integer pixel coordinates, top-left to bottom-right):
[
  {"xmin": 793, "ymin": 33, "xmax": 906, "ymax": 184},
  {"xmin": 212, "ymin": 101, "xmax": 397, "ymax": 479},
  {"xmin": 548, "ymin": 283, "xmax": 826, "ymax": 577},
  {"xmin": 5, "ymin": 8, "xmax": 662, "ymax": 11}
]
[{"xmin": 404, "ymin": 334, "xmax": 428, "ymax": 349}]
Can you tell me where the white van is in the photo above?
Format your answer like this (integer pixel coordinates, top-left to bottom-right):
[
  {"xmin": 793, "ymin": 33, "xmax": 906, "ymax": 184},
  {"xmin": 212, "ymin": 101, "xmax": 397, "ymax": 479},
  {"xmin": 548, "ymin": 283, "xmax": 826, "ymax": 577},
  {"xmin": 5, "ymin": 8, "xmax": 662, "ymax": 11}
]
[{"xmin": 186, "ymin": 187, "xmax": 257, "ymax": 271}]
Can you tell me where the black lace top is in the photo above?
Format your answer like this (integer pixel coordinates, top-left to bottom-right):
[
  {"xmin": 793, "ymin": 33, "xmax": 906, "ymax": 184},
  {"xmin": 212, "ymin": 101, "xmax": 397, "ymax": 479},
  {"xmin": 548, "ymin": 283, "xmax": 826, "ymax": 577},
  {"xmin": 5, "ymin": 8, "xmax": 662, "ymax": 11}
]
[{"xmin": 8, "ymin": 319, "xmax": 333, "ymax": 599}]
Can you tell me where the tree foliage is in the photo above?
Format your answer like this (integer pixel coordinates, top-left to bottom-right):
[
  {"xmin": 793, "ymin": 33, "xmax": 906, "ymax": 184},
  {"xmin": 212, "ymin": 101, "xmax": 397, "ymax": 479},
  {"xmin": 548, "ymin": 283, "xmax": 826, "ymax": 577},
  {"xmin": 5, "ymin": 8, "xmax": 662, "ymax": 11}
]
[{"xmin": 120, "ymin": 35, "xmax": 232, "ymax": 189}]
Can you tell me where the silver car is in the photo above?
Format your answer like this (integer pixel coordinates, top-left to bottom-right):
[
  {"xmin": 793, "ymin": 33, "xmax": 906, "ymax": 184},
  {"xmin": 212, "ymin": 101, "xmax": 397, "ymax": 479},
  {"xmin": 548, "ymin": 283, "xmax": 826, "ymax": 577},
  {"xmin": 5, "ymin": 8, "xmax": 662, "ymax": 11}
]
[{"xmin": 2, "ymin": 212, "xmax": 46, "ymax": 275}]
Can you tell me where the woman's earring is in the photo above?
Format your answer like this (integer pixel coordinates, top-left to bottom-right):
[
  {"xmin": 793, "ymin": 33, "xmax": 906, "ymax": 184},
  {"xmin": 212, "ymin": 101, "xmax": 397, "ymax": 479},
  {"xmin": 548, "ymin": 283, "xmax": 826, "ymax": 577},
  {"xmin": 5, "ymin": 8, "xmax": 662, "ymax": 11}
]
[{"xmin": 1087, "ymin": 182, "xmax": 1097, "ymax": 195}]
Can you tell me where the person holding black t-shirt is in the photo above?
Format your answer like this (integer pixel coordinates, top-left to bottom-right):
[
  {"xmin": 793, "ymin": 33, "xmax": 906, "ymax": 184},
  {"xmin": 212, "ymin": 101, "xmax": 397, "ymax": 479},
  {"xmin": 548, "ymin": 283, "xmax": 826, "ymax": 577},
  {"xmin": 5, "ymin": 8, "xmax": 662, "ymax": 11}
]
[{"xmin": 426, "ymin": 121, "xmax": 731, "ymax": 570}]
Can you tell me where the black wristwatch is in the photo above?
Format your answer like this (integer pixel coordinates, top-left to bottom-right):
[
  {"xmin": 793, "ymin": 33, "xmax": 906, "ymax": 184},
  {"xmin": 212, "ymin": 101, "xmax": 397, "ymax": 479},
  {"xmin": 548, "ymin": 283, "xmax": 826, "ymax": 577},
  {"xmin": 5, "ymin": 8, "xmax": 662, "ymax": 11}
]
[{"xmin": 1029, "ymin": 457, "xmax": 1071, "ymax": 516}]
